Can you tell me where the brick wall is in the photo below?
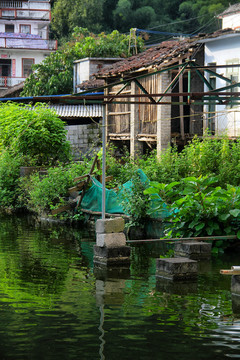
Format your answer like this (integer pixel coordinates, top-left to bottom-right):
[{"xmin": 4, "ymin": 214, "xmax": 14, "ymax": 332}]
[{"xmin": 65, "ymin": 123, "xmax": 102, "ymax": 159}]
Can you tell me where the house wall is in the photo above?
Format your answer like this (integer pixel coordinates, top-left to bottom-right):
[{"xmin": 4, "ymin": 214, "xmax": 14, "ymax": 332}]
[
  {"xmin": 222, "ymin": 14, "xmax": 240, "ymax": 30},
  {"xmin": 0, "ymin": 0, "xmax": 54, "ymax": 88},
  {"xmin": 65, "ymin": 123, "xmax": 102, "ymax": 159},
  {"xmin": 204, "ymin": 35, "xmax": 240, "ymax": 136},
  {"xmin": 0, "ymin": 21, "xmax": 49, "ymax": 39},
  {"xmin": 73, "ymin": 58, "xmax": 121, "ymax": 93},
  {"xmin": 0, "ymin": 49, "xmax": 49, "ymax": 86}
]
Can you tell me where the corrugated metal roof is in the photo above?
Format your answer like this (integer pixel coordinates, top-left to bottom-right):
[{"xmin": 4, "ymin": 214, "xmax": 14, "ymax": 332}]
[{"xmin": 49, "ymin": 104, "xmax": 102, "ymax": 118}]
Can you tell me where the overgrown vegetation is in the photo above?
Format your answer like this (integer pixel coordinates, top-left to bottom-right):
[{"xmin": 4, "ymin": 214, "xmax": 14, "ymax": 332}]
[
  {"xmin": 145, "ymin": 176, "xmax": 240, "ymax": 240},
  {"xmin": 1, "ymin": 129, "xmax": 240, "ymax": 246},
  {"xmin": 19, "ymin": 162, "xmax": 90, "ymax": 214}
]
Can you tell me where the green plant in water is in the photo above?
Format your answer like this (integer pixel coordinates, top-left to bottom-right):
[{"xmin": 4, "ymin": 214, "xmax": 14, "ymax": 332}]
[
  {"xmin": 119, "ymin": 171, "xmax": 151, "ymax": 233},
  {"xmin": 145, "ymin": 176, "xmax": 240, "ymax": 243}
]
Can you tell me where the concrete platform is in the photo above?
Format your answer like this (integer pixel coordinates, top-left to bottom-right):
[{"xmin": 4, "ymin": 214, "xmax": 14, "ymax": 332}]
[
  {"xmin": 174, "ymin": 241, "xmax": 212, "ymax": 260},
  {"xmin": 156, "ymin": 257, "xmax": 198, "ymax": 281}
]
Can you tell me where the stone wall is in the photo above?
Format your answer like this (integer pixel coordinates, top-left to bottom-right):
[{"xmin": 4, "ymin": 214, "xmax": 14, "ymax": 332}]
[{"xmin": 65, "ymin": 123, "xmax": 102, "ymax": 159}]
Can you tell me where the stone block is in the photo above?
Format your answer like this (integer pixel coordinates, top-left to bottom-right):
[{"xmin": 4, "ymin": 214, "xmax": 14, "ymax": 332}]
[
  {"xmin": 174, "ymin": 241, "xmax": 212, "ymax": 260},
  {"xmin": 96, "ymin": 232, "xmax": 126, "ymax": 248},
  {"xmin": 231, "ymin": 275, "xmax": 240, "ymax": 296},
  {"xmin": 156, "ymin": 257, "xmax": 198, "ymax": 281},
  {"xmin": 96, "ymin": 217, "xmax": 125, "ymax": 234},
  {"xmin": 93, "ymin": 245, "xmax": 131, "ymax": 266}
]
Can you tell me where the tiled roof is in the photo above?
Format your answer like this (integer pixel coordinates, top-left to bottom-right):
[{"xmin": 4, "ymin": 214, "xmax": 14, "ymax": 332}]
[
  {"xmin": 219, "ymin": 3, "xmax": 240, "ymax": 17},
  {"xmin": 49, "ymin": 104, "xmax": 102, "ymax": 118},
  {"xmin": 77, "ymin": 79, "xmax": 105, "ymax": 90},
  {"xmin": 94, "ymin": 29, "xmax": 238, "ymax": 78},
  {"xmin": 95, "ymin": 38, "xmax": 200, "ymax": 78}
]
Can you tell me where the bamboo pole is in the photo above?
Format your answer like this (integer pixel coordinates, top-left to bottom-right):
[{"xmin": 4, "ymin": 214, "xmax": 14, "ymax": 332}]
[
  {"xmin": 127, "ymin": 235, "xmax": 238, "ymax": 243},
  {"xmin": 220, "ymin": 270, "xmax": 240, "ymax": 275}
]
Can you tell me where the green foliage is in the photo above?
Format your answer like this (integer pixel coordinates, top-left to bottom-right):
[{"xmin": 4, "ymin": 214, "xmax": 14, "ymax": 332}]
[
  {"xmin": 145, "ymin": 175, "xmax": 240, "ymax": 240},
  {"xmin": 21, "ymin": 28, "xmax": 144, "ymax": 96},
  {"xmin": 50, "ymin": 0, "xmax": 232, "ymax": 45},
  {"xmin": 20, "ymin": 162, "xmax": 89, "ymax": 214},
  {"xmin": 119, "ymin": 171, "xmax": 150, "ymax": 231},
  {"xmin": 0, "ymin": 102, "xmax": 70, "ymax": 166},
  {"xmin": 137, "ymin": 135, "xmax": 240, "ymax": 187},
  {"xmin": 0, "ymin": 151, "xmax": 22, "ymax": 208}
]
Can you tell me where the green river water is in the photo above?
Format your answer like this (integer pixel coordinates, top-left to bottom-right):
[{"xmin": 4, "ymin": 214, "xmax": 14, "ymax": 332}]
[{"xmin": 0, "ymin": 214, "xmax": 240, "ymax": 359}]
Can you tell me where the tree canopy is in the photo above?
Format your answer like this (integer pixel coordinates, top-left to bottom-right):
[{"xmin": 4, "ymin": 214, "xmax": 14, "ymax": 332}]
[
  {"xmin": 21, "ymin": 28, "xmax": 144, "ymax": 96},
  {"xmin": 50, "ymin": 0, "xmax": 237, "ymax": 43}
]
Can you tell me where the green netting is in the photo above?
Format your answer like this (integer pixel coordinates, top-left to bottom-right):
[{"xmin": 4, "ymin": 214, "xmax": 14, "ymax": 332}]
[{"xmin": 81, "ymin": 169, "xmax": 172, "ymax": 219}]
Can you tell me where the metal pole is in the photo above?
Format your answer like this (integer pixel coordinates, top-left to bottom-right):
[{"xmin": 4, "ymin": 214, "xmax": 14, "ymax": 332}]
[{"xmin": 102, "ymin": 105, "xmax": 106, "ymax": 219}]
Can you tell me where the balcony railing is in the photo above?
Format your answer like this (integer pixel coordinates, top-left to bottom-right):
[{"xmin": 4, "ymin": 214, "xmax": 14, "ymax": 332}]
[
  {"xmin": 0, "ymin": 76, "xmax": 24, "ymax": 88},
  {"xmin": 0, "ymin": 35, "xmax": 57, "ymax": 50},
  {"xmin": 0, "ymin": 1, "xmax": 24, "ymax": 8}
]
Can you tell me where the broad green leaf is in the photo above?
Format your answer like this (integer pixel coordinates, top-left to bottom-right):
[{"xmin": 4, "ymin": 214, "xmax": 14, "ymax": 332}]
[
  {"xmin": 195, "ymin": 222, "xmax": 205, "ymax": 231},
  {"xmin": 229, "ymin": 209, "xmax": 240, "ymax": 218},
  {"xmin": 219, "ymin": 213, "xmax": 230, "ymax": 221}
]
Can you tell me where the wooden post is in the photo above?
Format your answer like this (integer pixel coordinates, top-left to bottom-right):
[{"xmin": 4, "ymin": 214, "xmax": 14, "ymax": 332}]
[{"xmin": 179, "ymin": 59, "xmax": 185, "ymax": 140}]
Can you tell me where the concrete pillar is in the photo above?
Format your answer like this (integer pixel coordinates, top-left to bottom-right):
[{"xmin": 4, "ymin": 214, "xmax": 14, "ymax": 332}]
[
  {"xmin": 157, "ymin": 71, "xmax": 171, "ymax": 158},
  {"xmin": 94, "ymin": 217, "xmax": 131, "ymax": 266}
]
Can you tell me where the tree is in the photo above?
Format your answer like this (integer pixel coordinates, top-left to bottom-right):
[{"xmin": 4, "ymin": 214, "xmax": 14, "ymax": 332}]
[
  {"xmin": 21, "ymin": 28, "xmax": 144, "ymax": 96},
  {"xmin": 51, "ymin": 0, "xmax": 104, "ymax": 41}
]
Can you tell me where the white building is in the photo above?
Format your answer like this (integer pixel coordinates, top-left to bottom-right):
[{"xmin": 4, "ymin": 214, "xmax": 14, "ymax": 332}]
[
  {"xmin": 201, "ymin": 4, "xmax": 240, "ymax": 137},
  {"xmin": 0, "ymin": 0, "xmax": 57, "ymax": 89}
]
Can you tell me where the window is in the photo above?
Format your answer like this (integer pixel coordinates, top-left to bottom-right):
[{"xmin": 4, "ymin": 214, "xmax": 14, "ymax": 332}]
[
  {"xmin": 226, "ymin": 59, "xmax": 239, "ymax": 108},
  {"xmin": 5, "ymin": 24, "xmax": 14, "ymax": 33},
  {"xmin": 20, "ymin": 25, "xmax": 31, "ymax": 34},
  {"xmin": 22, "ymin": 58, "xmax": 34, "ymax": 78}
]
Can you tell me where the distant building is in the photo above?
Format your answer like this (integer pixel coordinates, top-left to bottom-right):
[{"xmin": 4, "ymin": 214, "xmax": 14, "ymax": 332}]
[
  {"xmin": 0, "ymin": 0, "xmax": 57, "ymax": 89},
  {"xmin": 73, "ymin": 57, "xmax": 121, "ymax": 93},
  {"xmin": 218, "ymin": 3, "xmax": 240, "ymax": 30}
]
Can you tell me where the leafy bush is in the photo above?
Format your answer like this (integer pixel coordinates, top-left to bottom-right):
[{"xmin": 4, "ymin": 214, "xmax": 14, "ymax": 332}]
[
  {"xmin": 0, "ymin": 151, "xmax": 22, "ymax": 208},
  {"xmin": 137, "ymin": 135, "xmax": 240, "ymax": 187},
  {"xmin": 20, "ymin": 162, "xmax": 89, "ymax": 214},
  {"xmin": 0, "ymin": 102, "xmax": 71, "ymax": 166},
  {"xmin": 145, "ymin": 176, "xmax": 240, "ymax": 239},
  {"xmin": 119, "ymin": 171, "xmax": 151, "ymax": 232}
]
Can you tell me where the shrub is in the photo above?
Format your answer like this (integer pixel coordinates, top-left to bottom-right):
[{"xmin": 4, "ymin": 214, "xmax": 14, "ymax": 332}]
[
  {"xmin": 20, "ymin": 162, "xmax": 89, "ymax": 214},
  {"xmin": 0, "ymin": 151, "xmax": 22, "ymax": 208},
  {"xmin": 0, "ymin": 102, "xmax": 71, "ymax": 166},
  {"xmin": 145, "ymin": 176, "xmax": 240, "ymax": 240}
]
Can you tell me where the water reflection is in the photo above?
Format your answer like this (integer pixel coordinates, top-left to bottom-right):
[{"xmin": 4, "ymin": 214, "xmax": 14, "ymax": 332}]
[
  {"xmin": 1, "ymin": 214, "xmax": 240, "ymax": 359},
  {"xmin": 94, "ymin": 265, "xmax": 131, "ymax": 360}
]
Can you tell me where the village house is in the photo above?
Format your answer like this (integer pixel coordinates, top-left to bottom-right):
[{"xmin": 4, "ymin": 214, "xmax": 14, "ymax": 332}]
[
  {"xmin": 0, "ymin": 0, "xmax": 57, "ymax": 90},
  {"xmin": 86, "ymin": 4, "xmax": 240, "ymax": 157},
  {"xmin": 200, "ymin": 4, "xmax": 240, "ymax": 137},
  {"xmin": 93, "ymin": 37, "xmax": 205, "ymax": 157}
]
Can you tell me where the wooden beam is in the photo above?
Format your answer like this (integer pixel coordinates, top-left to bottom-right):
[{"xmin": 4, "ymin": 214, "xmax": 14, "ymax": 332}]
[
  {"xmin": 179, "ymin": 59, "xmax": 185, "ymax": 140},
  {"xmin": 76, "ymin": 155, "xmax": 98, "ymax": 210}
]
